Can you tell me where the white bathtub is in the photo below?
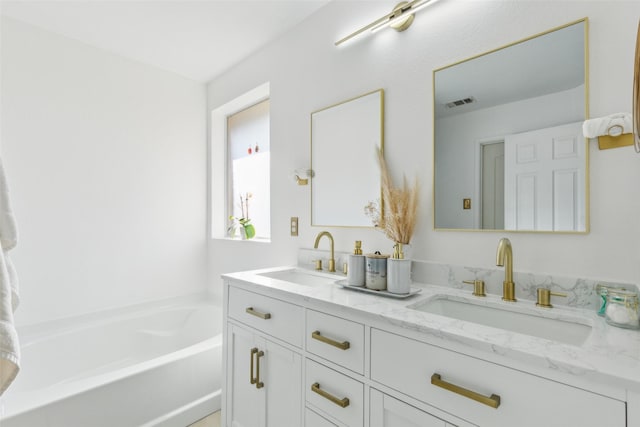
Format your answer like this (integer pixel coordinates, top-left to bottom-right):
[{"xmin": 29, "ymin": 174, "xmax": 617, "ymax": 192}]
[{"xmin": 0, "ymin": 294, "xmax": 222, "ymax": 427}]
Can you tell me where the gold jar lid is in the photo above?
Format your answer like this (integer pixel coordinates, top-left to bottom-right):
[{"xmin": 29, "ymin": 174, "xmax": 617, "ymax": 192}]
[
  {"xmin": 365, "ymin": 252, "xmax": 390, "ymax": 259},
  {"xmin": 608, "ymin": 288, "xmax": 638, "ymax": 301}
]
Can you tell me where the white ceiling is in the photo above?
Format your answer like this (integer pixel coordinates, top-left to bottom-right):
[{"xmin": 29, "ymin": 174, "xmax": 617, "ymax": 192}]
[
  {"xmin": 0, "ymin": 0, "xmax": 331, "ymax": 83},
  {"xmin": 435, "ymin": 20, "xmax": 585, "ymax": 119}
]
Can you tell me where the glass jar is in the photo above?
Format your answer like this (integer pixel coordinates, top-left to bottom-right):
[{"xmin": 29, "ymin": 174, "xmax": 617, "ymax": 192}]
[{"xmin": 605, "ymin": 289, "xmax": 640, "ymax": 329}]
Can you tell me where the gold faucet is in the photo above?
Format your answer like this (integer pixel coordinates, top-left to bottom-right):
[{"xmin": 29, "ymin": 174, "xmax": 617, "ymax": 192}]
[
  {"xmin": 314, "ymin": 231, "xmax": 335, "ymax": 272},
  {"xmin": 496, "ymin": 238, "xmax": 516, "ymax": 302}
]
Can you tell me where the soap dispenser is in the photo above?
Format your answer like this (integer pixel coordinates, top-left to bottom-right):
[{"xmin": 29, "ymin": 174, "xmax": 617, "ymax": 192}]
[{"xmin": 347, "ymin": 241, "xmax": 365, "ymax": 287}]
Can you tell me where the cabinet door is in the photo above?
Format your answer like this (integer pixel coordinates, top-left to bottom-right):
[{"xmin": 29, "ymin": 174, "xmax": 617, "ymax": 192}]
[
  {"xmin": 370, "ymin": 389, "xmax": 448, "ymax": 427},
  {"xmin": 227, "ymin": 324, "xmax": 265, "ymax": 427},
  {"xmin": 263, "ymin": 338, "xmax": 303, "ymax": 427}
]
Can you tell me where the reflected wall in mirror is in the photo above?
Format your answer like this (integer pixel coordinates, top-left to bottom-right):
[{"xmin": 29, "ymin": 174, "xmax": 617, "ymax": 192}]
[
  {"xmin": 311, "ymin": 89, "xmax": 384, "ymax": 227},
  {"xmin": 433, "ymin": 19, "xmax": 589, "ymax": 232}
]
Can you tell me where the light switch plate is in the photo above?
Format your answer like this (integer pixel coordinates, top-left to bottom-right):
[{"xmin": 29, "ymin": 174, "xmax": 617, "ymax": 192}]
[{"xmin": 290, "ymin": 217, "xmax": 299, "ymax": 236}]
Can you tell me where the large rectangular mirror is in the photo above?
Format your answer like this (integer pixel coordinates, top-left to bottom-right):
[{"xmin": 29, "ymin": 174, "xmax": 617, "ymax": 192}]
[
  {"xmin": 311, "ymin": 89, "xmax": 384, "ymax": 227},
  {"xmin": 434, "ymin": 19, "xmax": 588, "ymax": 232}
]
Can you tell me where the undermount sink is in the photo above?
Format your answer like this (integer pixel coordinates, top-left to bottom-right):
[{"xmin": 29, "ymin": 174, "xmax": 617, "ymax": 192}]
[
  {"xmin": 257, "ymin": 268, "xmax": 337, "ymax": 287},
  {"xmin": 408, "ymin": 296, "xmax": 593, "ymax": 346}
]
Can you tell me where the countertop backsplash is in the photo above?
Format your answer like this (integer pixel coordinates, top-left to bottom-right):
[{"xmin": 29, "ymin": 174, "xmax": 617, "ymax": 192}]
[{"xmin": 298, "ymin": 248, "xmax": 636, "ymax": 311}]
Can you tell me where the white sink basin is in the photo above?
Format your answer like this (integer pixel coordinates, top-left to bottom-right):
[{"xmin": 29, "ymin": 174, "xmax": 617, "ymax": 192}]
[
  {"xmin": 257, "ymin": 268, "xmax": 337, "ymax": 287},
  {"xmin": 408, "ymin": 296, "xmax": 592, "ymax": 346}
]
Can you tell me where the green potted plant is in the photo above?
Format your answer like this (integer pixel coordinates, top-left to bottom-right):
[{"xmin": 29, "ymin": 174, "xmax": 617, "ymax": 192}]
[{"xmin": 228, "ymin": 193, "xmax": 256, "ymax": 239}]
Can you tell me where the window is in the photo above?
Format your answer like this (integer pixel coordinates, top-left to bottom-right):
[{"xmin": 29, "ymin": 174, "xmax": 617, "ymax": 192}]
[
  {"xmin": 226, "ymin": 100, "xmax": 270, "ymax": 239},
  {"xmin": 210, "ymin": 82, "xmax": 270, "ymax": 240}
]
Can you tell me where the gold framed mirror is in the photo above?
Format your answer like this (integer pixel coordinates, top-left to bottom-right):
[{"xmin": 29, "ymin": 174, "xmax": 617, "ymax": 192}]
[{"xmin": 433, "ymin": 18, "xmax": 589, "ymax": 233}]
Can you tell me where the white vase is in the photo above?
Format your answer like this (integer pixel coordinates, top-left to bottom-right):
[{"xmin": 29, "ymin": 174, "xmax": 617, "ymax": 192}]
[{"xmin": 387, "ymin": 258, "xmax": 412, "ymax": 294}]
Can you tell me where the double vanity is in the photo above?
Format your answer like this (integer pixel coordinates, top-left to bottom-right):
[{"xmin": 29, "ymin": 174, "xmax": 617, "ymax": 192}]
[{"xmin": 221, "ymin": 261, "xmax": 640, "ymax": 427}]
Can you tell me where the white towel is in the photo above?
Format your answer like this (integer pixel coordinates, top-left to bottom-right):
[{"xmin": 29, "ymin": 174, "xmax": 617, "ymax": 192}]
[
  {"xmin": 582, "ymin": 112, "xmax": 632, "ymax": 138},
  {"xmin": 0, "ymin": 157, "xmax": 19, "ymax": 396}
]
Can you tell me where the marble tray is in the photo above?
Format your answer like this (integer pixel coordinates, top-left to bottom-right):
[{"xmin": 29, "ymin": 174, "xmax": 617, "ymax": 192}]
[{"xmin": 336, "ymin": 279, "xmax": 422, "ymax": 299}]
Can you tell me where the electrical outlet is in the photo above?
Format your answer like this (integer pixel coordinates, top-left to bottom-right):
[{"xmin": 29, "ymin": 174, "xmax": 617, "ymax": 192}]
[{"xmin": 290, "ymin": 217, "xmax": 299, "ymax": 236}]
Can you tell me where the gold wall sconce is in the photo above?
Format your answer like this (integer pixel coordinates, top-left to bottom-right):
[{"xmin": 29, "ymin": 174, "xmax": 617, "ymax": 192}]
[
  {"xmin": 294, "ymin": 169, "xmax": 313, "ymax": 185},
  {"xmin": 335, "ymin": 0, "xmax": 438, "ymax": 46}
]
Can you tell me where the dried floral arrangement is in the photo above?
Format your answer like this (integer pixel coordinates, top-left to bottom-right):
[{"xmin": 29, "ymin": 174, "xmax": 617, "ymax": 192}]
[{"xmin": 365, "ymin": 149, "xmax": 419, "ymax": 258}]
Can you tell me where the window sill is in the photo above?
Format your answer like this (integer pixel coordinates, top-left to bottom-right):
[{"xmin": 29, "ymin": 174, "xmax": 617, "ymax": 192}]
[{"xmin": 215, "ymin": 236, "xmax": 271, "ymax": 244}]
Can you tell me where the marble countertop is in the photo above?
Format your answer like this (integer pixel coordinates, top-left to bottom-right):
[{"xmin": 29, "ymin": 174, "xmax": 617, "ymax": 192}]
[{"xmin": 223, "ymin": 266, "xmax": 640, "ymax": 394}]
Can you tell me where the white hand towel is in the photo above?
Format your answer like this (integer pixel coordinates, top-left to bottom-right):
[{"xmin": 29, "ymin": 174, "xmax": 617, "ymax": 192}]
[
  {"xmin": 0, "ymin": 157, "xmax": 19, "ymax": 396},
  {"xmin": 582, "ymin": 112, "xmax": 632, "ymax": 138}
]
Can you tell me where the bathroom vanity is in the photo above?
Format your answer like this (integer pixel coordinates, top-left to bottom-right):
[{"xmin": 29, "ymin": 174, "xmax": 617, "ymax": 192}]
[{"xmin": 221, "ymin": 266, "xmax": 640, "ymax": 427}]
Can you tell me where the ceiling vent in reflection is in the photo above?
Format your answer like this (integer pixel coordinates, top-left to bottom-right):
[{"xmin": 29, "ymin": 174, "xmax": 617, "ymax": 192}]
[{"xmin": 445, "ymin": 97, "xmax": 476, "ymax": 109}]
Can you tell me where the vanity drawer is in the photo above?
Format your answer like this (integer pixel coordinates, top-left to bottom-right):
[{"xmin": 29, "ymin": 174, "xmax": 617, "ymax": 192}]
[
  {"xmin": 306, "ymin": 310, "xmax": 364, "ymax": 374},
  {"xmin": 370, "ymin": 329, "xmax": 625, "ymax": 427},
  {"xmin": 228, "ymin": 286, "xmax": 303, "ymax": 347},
  {"xmin": 306, "ymin": 408, "xmax": 338, "ymax": 427},
  {"xmin": 306, "ymin": 359, "xmax": 364, "ymax": 427}
]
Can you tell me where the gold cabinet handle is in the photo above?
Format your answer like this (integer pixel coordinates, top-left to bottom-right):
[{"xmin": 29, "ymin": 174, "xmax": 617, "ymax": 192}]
[
  {"xmin": 255, "ymin": 349, "xmax": 264, "ymax": 389},
  {"xmin": 311, "ymin": 330, "xmax": 350, "ymax": 350},
  {"xmin": 431, "ymin": 373, "xmax": 500, "ymax": 409},
  {"xmin": 246, "ymin": 307, "xmax": 271, "ymax": 320},
  {"xmin": 311, "ymin": 382, "xmax": 350, "ymax": 408},
  {"xmin": 250, "ymin": 348, "xmax": 258, "ymax": 385}
]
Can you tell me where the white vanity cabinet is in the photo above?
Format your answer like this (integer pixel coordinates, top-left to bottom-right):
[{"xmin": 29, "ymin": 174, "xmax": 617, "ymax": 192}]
[
  {"xmin": 223, "ymin": 276, "xmax": 630, "ymax": 427},
  {"xmin": 370, "ymin": 329, "xmax": 625, "ymax": 427},
  {"xmin": 225, "ymin": 287, "xmax": 304, "ymax": 427}
]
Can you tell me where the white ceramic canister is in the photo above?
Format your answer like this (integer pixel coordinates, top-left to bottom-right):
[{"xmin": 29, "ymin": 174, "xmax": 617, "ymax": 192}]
[
  {"xmin": 347, "ymin": 240, "xmax": 366, "ymax": 287},
  {"xmin": 347, "ymin": 254, "xmax": 366, "ymax": 286},
  {"xmin": 387, "ymin": 258, "xmax": 412, "ymax": 294},
  {"xmin": 365, "ymin": 252, "xmax": 389, "ymax": 290}
]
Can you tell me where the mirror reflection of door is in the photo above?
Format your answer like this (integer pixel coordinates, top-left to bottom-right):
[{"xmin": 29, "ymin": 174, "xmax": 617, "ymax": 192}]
[
  {"xmin": 481, "ymin": 141, "xmax": 505, "ymax": 230},
  {"xmin": 504, "ymin": 121, "xmax": 585, "ymax": 231},
  {"xmin": 433, "ymin": 18, "xmax": 587, "ymax": 232}
]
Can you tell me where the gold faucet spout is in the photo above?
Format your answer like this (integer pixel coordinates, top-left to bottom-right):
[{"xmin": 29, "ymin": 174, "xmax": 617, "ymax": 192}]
[
  {"xmin": 314, "ymin": 231, "xmax": 336, "ymax": 272},
  {"xmin": 496, "ymin": 238, "xmax": 516, "ymax": 302}
]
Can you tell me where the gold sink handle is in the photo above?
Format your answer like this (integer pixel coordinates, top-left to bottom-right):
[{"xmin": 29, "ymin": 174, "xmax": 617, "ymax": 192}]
[
  {"xmin": 536, "ymin": 288, "xmax": 567, "ymax": 308},
  {"xmin": 463, "ymin": 280, "xmax": 486, "ymax": 297}
]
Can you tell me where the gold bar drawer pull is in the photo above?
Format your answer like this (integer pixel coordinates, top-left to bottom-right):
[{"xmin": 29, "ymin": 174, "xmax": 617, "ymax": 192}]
[
  {"xmin": 246, "ymin": 307, "xmax": 271, "ymax": 320},
  {"xmin": 312, "ymin": 330, "xmax": 350, "ymax": 350},
  {"xmin": 311, "ymin": 382, "xmax": 350, "ymax": 408},
  {"xmin": 431, "ymin": 373, "xmax": 501, "ymax": 409}
]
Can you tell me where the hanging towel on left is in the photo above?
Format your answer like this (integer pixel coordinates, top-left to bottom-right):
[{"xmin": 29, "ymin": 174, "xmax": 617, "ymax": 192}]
[{"xmin": 0, "ymin": 157, "xmax": 20, "ymax": 396}]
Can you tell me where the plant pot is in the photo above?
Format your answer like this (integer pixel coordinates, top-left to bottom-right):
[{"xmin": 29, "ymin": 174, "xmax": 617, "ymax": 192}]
[{"xmin": 387, "ymin": 258, "xmax": 412, "ymax": 294}]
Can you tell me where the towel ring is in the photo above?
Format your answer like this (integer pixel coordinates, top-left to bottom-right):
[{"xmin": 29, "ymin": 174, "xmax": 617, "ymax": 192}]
[{"xmin": 607, "ymin": 124, "xmax": 624, "ymax": 137}]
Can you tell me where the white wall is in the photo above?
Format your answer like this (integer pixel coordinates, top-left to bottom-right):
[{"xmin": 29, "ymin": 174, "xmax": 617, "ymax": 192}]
[
  {"xmin": 1, "ymin": 17, "xmax": 208, "ymax": 326},
  {"xmin": 435, "ymin": 85, "xmax": 584, "ymax": 229},
  {"xmin": 207, "ymin": 0, "xmax": 640, "ymax": 298}
]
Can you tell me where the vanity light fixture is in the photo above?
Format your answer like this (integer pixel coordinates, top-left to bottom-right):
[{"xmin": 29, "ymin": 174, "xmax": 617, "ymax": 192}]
[{"xmin": 335, "ymin": 0, "xmax": 437, "ymax": 47}]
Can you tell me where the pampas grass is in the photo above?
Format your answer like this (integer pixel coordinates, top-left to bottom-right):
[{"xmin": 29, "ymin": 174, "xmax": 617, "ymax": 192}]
[{"xmin": 373, "ymin": 148, "xmax": 419, "ymax": 247}]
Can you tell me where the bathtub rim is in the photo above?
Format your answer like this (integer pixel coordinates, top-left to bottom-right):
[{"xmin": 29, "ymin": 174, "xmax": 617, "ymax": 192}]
[
  {"xmin": 1, "ymin": 334, "xmax": 222, "ymax": 421},
  {"xmin": 16, "ymin": 292, "xmax": 219, "ymax": 345},
  {"xmin": 1, "ymin": 293, "xmax": 222, "ymax": 421}
]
